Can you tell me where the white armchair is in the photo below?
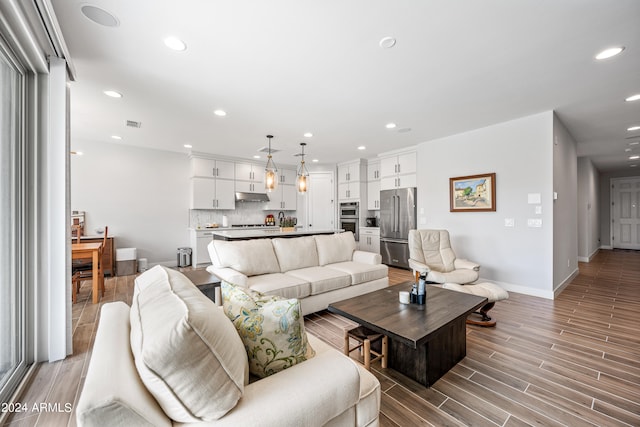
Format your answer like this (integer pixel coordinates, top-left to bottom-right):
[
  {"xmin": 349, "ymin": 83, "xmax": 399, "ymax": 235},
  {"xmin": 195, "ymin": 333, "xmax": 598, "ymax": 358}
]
[
  {"xmin": 408, "ymin": 229, "xmax": 508, "ymax": 327},
  {"xmin": 408, "ymin": 229, "xmax": 480, "ymax": 284}
]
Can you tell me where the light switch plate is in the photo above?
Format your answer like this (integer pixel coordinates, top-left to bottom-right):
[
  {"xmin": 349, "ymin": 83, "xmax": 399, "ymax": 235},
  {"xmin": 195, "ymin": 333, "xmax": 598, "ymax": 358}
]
[
  {"xmin": 527, "ymin": 218, "xmax": 543, "ymax": 228},
  {"xmin": 528, "ymin": 193, "xmax": 541, "ymax": 204},
  {"xmin": 504, "ymin": 218, "xmax": 515, "ymax": 227},
  {"xmin": 535, "ymin": 205, "xmax": 542, "ymax": 214}
]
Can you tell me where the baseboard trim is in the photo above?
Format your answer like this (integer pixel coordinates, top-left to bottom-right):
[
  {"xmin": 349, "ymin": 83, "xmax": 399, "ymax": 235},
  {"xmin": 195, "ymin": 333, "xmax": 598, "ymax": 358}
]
[
  {"xmin": 554, "ymin": 268, "xmax": 579, "ymax": 298},
  {"xmin": 477, "ymin": 277, "xmax": 555, "ymax": 300}
]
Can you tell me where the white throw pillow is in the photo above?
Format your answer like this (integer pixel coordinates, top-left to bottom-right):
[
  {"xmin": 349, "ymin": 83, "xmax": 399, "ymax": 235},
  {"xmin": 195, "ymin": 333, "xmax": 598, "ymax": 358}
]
[
  {"xmin": 271, "ymin": 236, "xmax": 319, "ymax": 272},
  {"xmin": 130, "ymin": 266, "xmax": 247, "ymax": 422},
  {"xmin": 314, "ymin": 232, "xmax": 356, "ymax": 266},
  {"xmin": 213, "ymin": 239, "xmax": 281, "ymax": 275}
]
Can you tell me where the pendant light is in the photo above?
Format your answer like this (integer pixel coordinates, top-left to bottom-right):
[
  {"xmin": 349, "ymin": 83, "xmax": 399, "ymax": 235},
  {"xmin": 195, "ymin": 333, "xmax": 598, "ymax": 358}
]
[
  {"xmin": 264, "ymin": 135, "xmax": 278, "ymax": 192},
  {"xmin": 296, "ymin": 142, "xmax": 309, "ymax": 194}
]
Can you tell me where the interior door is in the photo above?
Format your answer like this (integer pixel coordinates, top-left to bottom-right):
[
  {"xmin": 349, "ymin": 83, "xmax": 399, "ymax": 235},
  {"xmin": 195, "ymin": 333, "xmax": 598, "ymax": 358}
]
[
  {"xmin": 307, "ymin": 172, "xmax": 335, "ymax": 230},
  {"xmin": 611, "ymin": 177, "xmax": 640, "ymax": 250}
]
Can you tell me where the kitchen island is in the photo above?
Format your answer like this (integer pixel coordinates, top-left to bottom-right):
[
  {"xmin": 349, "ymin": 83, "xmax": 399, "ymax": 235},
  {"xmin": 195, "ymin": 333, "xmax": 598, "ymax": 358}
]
[{"xmin": 209, "ymin": 228, "xmax": 344, "ymax": 241}]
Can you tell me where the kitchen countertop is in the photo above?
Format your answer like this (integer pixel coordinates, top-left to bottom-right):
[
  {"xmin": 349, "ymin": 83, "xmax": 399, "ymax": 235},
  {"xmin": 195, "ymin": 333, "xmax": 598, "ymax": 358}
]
[{"xmin": 209, "ymin": 228, "xmax": 344, "ymax": 240}]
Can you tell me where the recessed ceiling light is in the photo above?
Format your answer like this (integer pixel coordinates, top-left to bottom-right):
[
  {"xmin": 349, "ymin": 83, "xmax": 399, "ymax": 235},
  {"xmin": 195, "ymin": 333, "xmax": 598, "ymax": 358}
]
[
  {"xmin": 625, "ymin": 148, "xmax": 632, "ymax": 152},
  {"xmin": 253, "ymin": 155, "xmax": 261, "ymax": 159},
  {"xmin": 385, "ymin": 123, "xmax": 396, "ymax": 129},
  {"xmin": 595, "ymin": 46, "xmax": 625, "ymax": 60},
  {"xmin": 111, "ymin": 135, "xmax": 122, "ymax": 140},
  {"xmin": 81, "ymin": 5, "xmax": 119, "ymax": 27},
  {"xmin": 213, "ymin": 110, "xmax": 227, "ymax": 117},
  {"xmin": 629, "ymin": 155, "xmax": 640, "ymax": 160},
  {"xmin": 357, "ymin": 146, "xmax": 366, "ymax": 150},
  {"xmin": 379, "ymin": 37, "xmax": 396, "ymax": 49},
  {"xmin": 164, "ymin": 36, "xmax": 186, "ymax": 51},
  {"xmin": 304, "ymin": 132, "xmax": 313, "ymax": 138},
  {"xmin": 625, "ymin": 94, "xmax": 640, "ymax": 102},
  {"xmin": 630, "ymin": 141, "xmax": 640, "ymax": 146},
  {"xmin": 628, "ymin": 126, "xmax": 640, "ymax": 131},
  {"xmin": 631, "ymin": 164, "xmax": 638, "ymax": 167},
  {"xmin": 183, "ymin": 144, "xmax": 192, "ymax": 148},
  {"xmin": 312, "ymin": 159, "xmax": 319, "ymax": 163},
  {"xmin": 103, "ymin": 90, "xmax": 122, "ymax": 98}
]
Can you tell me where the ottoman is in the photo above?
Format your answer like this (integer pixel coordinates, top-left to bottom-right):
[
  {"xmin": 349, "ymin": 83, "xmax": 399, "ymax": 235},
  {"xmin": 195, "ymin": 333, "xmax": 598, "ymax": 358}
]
[{"xmin": 442, "ymin": 282, "xmax": 509, "ymax": 327}]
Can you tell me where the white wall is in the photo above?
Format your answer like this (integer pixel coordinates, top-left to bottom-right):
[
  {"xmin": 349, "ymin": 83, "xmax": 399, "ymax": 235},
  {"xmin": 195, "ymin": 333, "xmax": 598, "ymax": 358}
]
[
  {"xmin": 71, "ymin": 141, "xmax": 190, "ymax": 265},
  {"xmin": 577, "ymin": 157, "xmax": 600, "ymax": 260},
  {"xmin": 552, "ymin": 115, "xmax": 578, "ymax": 291},
  {"xmin": 416, "ymin": 112, "xmax": 556, "ymax": 298}
]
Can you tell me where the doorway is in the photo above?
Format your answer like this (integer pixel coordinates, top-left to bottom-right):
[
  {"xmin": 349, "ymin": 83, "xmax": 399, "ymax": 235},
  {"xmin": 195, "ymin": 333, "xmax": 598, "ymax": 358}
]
[
  {"xmin": 611, "ymin": 176, "xmax": 640, "ymax": 250},
  {"xmin": 305, "ymin": 172, "xmax": 336, "ymax": 230}
]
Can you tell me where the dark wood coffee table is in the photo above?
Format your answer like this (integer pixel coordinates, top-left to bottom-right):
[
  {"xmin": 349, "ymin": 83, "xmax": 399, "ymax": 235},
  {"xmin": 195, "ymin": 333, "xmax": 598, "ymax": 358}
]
[
  {"xmin": 328, "ymin": 282, "xmax": 487, "ymax": 387},
  {"xmin": 182, "ymin": 269, "xmax": 221, "ymax": 304}
]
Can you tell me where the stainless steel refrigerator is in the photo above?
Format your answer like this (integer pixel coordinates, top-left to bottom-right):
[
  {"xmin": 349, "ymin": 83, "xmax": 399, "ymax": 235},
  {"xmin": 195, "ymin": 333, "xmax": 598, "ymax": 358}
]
[{"xmin": 380, "ymin": 187, "xmax": 417, "ymax": 269}]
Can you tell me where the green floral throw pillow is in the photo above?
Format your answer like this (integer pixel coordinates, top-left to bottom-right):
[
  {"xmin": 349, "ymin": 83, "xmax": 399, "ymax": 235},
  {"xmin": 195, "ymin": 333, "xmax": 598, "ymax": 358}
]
[{"xmin": 221, "ymin": 281, "xmax": 315, "ymax": 378}]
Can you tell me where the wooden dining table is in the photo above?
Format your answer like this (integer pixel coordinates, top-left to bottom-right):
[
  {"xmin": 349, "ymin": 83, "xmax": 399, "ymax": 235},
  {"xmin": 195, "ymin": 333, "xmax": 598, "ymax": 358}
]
[{"xmin": 72, "ymin": 242, "xmax": 103, "ymax": 304}]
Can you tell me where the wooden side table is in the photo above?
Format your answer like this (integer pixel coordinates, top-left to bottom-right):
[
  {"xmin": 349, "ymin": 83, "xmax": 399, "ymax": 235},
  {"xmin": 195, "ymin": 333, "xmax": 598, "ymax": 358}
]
[{"xmin": 182, "ymin": 269, "xmax": 221, "ymax": 305}]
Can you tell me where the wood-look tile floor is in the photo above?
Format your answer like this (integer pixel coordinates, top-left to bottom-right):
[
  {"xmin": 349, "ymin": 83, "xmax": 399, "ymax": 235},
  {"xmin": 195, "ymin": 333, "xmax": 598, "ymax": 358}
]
[{"xmin": 5, "ymin": 249, "xmax": 639, "ymax": 426}]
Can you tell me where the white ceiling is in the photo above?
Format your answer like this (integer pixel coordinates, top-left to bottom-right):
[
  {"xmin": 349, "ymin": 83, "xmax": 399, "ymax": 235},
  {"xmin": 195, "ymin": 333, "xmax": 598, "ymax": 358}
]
[{"xmin": 51, "ymin": 0, "xmax": 640, "ymax": 171}]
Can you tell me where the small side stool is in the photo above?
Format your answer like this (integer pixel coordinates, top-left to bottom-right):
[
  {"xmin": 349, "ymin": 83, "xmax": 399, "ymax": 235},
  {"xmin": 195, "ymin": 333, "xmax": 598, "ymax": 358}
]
[{"xmin": 344, "ymin": 326, "xmax": 388, "ymax": 371}]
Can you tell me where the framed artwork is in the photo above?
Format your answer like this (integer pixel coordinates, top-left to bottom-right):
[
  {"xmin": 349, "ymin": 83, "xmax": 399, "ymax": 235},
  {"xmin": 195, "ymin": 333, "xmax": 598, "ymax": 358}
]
[{"xmin": 450, "ymin": 173, "xmax": 496, "ymax": 212}]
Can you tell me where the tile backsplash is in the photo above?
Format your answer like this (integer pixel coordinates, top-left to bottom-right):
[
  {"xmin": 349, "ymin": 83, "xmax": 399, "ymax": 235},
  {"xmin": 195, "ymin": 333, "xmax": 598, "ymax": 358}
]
[{"xmin": 190, "ymin": 202, "xmax": 298, "ymax": 228}]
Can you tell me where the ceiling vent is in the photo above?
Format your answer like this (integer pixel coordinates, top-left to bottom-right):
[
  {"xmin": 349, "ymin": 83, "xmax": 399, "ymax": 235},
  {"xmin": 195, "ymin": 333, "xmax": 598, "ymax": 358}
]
[
  {"xmin": 126, "ymin": 120, "xmax": 142, "ymax": 128},
  {"xmin": 257, "ymin": 146, "xmax": 281, "ymax": 153}
]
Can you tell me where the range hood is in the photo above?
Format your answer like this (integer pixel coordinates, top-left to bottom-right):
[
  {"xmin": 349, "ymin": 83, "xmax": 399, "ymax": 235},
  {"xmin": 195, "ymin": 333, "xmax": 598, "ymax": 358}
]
[{"xmin": 235, "ymin": 192, "xmax": 270, "ymax": 202}]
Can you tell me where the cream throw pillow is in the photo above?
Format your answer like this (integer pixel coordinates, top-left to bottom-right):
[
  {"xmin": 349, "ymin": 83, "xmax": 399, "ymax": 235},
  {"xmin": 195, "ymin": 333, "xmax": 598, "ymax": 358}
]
[
  {"xmin": 130, "ymin": 266, "xmax": 247, "ymax": 422},
  {"xmin": 314, "ymin": 231, "xmax": 356, "ymax": 266},
  {"xmin": 221, "ymin": 281, "xmax": 315, "ymax": 378},
  {"xmin": 271, "ymin": 236, "xmax": 319, "ymax": 272},
  {"xmin": 213, "ymin": 239, "xmax": 281, "ymax": 275}
]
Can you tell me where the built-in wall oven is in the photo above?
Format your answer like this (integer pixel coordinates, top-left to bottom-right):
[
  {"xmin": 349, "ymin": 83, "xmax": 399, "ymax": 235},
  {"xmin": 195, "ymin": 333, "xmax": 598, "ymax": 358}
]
[{"xmin": 339, "ymin": 202, "xmax": 359, "ymax": 241}]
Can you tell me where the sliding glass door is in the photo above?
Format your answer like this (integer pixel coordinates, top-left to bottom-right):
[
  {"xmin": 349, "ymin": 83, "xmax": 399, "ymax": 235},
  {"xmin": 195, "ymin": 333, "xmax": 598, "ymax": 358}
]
[{"xmin": 0, "ymin": 41, "xmax": 26, "ymax": 404}]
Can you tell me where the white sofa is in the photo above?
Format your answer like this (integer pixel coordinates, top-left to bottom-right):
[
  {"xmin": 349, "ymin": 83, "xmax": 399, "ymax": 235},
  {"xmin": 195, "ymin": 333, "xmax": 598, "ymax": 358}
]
[
  {"xmin": 76, "ymin": 266, "xmax": 381, "ymax": 426},
  {"xmin": 207, "ymin": 232, "xmax": 389, "ymax": 316}
]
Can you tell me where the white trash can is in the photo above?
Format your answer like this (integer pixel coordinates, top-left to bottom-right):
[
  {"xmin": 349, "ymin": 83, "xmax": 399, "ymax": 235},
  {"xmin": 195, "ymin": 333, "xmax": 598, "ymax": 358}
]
[{"xmin": 116, "ymin": 248, "xmax": 137, "ymax": 276}]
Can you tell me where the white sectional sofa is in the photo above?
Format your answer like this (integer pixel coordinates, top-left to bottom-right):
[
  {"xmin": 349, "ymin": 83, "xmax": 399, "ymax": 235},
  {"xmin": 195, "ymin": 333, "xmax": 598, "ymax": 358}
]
[
  {"xmin": 207, "ymin": 231, "xmax": 389, "ymax": 315},
  {"xmin": 76, "ymin": 266, "xmax": 381, "ymax": 426}
]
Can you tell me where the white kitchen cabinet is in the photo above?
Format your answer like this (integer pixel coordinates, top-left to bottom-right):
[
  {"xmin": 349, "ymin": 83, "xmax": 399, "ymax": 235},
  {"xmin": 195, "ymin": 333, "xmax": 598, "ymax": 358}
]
[
  {"xmin": 281, "ymin": 184, "xmax": 297, "ymax": 209},
  {"xmin": 338, "ymin": 182, "xmax": 361, "ymax": 200},
  {"xmin": 367, "ymin": 160, "xmax": 381, "ymax": 210},
  {"xmin": 235, "ymin": 181, "xmax": 261, "ymax": 193},
  {"xmin": 380, "ymin": 150, "xmax": 417, "ymax": 190},
  {"xmin": 338, "ymin": 161, "xmax": 361, "ymax": 183},
  {"xmin": 190, "ymin": 177, "xmax": 235, "ymax": 209},
  {"xmin": 235, "ymin": 162, "xmax": 262, "ymax": 183},
  {"xmin": 190, "ymin": 229, "xmax": 213, "ymax": 266},
  {"xmin": 367, "ymin": 160, "xmax": 381, "ymax": 181},
  {"xmin": 263, "ymin": 182, "xmax": 297, "ymax": 210},
  {"xmin": 279, "ymin": 168, "xmax": 296, "ymax": 185},
  {"xmin": 359, "ymin": 227, "xmax": 380, "ymax": 254},
  {"xmin": 192, "ymin": 158, "xmax": 235, "ymax": 179},
  {"xmin": 337, "ymin": 159, "xmax": 366, "ymax": 202},
  {"xmin": 380, "ymin": 174, "xmax": 417, "ymax": 190},
  {"xmin": 367, "ymin": 179, "xmax": 381, "ymax": 210}
]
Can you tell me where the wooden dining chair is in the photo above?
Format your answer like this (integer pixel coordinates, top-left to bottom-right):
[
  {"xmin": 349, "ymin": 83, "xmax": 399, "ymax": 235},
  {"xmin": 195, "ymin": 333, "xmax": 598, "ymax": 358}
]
[{"xmin": 72, "ymin": 226, "xmax": 108, "ymax": 303}]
